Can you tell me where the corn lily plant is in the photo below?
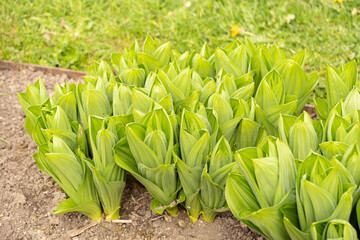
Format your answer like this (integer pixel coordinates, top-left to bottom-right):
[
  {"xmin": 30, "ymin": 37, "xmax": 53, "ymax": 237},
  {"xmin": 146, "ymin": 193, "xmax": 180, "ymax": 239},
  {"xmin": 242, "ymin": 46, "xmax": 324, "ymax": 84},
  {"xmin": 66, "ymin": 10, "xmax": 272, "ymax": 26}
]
[
  {"xmin": 322, "ymin": 102, "xmax": 360, "ymax": 149},
  {"xmin": 42, "ymin": 106, "xmax": 88, "ymax": 154},
  {"xmin": 274, "ymin": 59, "xmax": 319, "ymax": 114},
  {"xmin": 225, "ymin": 137, "xmax": 297, "ymax": 240},
  {"xmin": 207, "ymin": 92, "xmax": 266, "ymax": 150},
  {"xmin": 76, "ymin": 81, "xmax": 112, "ymax": 130},
  {"xmin": 111, "ymin": 34, "xmax": 171, "ymax": 77},
  {"xmin": 18, "ymin": 78, "xmax": 54, "ymax": 145},
  {"xmin": 86, "ymin": 116, "xmax": 127, "ymax": 220},
  {"xmin": 311, "ymin": 219, "xmax": 358, "ymax": 240},
  {"xmin": 21, "ymin": 100, "xmax": 53, "ymax": 146},
  {"xmin": 26, "ymin": 103, "xmax": 87, "ymax": 156},
  {"xmin": 214, "ymin": 44, "xmax": 250, "ymax": 79},
  {"xmin": 34, "ymin": 136, "xmax": 102, "ymax": 221},
  {"xmin": 112, "ymin": 83, "xmax": 133, "ymax": 116},
  {"xmin": 191, "ymin": 42, "xmax": 215, "ymax": 79},
  {"xmin": 318, "ymin": 91, "xmax": 360, "ymax": 160},
  {"xmin": 114, "ymin": 108, "xmax": 183, "ymax": 215},
  {"xmin": 339, "ymin": 144, "xmax": 360, "ymax": 185},
  {"xmin": 23, "ymin": 102, "xmax": 87, "ymax": 174},
  {"xmin": 54, "ymin": 81, "xmax": 78, "ymax": 122},
  {"xmin": 212, "ymin": 40, "xmax": 318, "ymax": 116},
  {"xmin": 315, "ymin": 61, "xmax": 358, "ymax": 121},
  {"xmin": 228, "ymin": 98, "xmax": 268, "ymax": 149},
  {"xmin": 199, "ymin": 137, "xmax": 236, "ymax": 222},
  {"xmin": 216, "ymin": 72, "xmax": 255, "ymax": 102},
  {"xmin": 111, "ymin": 51, "xmax": 146, "ymax": 87},
  {"xmin": 19, "ymin": 35, "xmax": 360, "ymax": 236},
  {"xmin": 255, "ymin": 69, "xmax": 318, "ymax": 132},
  {"xmin": 284, "ymin": 152, "xmax": 358, "ymax": 239},
  {"xmin": 18, "ymin": 78, "xmax": 49, "ymax": 113},
  {"xmin": 176, "ymin": 107, "xmax": 218, "ymax": 222},
  {"xmin": 254, "ymin": 70, "xmax": 298, "ymax": 135},
  {"xmin": 278, "ymin": 111, "xmax": 323, "ymax": 160},
  {"xmin": 157, "ymin": 67, "xmax": 201, "ymax": 111}
]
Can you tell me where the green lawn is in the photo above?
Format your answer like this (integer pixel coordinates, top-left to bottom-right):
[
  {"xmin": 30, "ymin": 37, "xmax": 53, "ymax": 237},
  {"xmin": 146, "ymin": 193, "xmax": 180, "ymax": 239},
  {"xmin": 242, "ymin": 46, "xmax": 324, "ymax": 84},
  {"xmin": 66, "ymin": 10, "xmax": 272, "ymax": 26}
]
[{"xmin": 1, "ymin": 0, "xmax": 359, "ymax": 72}]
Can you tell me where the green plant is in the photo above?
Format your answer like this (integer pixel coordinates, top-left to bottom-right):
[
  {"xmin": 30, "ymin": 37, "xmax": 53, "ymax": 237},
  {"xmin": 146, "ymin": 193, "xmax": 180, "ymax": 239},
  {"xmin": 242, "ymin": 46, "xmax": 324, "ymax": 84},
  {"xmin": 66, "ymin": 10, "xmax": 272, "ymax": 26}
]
[
  {"xmin": 284, "ymin": 152, "xmax": 358, "ymax": 239},
  {"xmin": 35, "ymin": 135, "xmax": 102, "ymax": 221},
  {"xmin": 225, "ymin": 137, "xmax": 297, "ymax": 240},
  {"xmin": 17, "ymin": 36, "xmax": 360, "ymax": 240},
  {"xmin": 311, "ymin": 219, "xmax": 358, "ymax": 240},
  {"xmin": 2, "ymin": 0, "xmax": 360, "ymax": 71},
  {"xmin": 86, "ymin": 116, "xmax": 126, "ymax": 220},
  {"xmin": 175, "ymin": 107, "xmax": 218, "ymax": 222},
  {"xmin": 315, "ymin": 61, "xmax": 358, "ymax": 121},
  {"xmin": 115, "ymin": 108, "xmax": 182, "ymax": 216},
  {"xmin": 278, "ymin": 111, "xmax": 323, "ymax": 160}
]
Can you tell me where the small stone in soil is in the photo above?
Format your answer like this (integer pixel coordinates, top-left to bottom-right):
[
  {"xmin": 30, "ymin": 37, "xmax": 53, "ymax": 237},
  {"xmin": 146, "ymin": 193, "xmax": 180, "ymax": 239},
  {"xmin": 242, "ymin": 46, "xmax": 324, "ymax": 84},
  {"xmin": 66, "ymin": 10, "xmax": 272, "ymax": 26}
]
[
  {"xmin": 164, "ymin": 214, "xmax": 172, "ymax": 222},
  {"xmin": 178, "ymin": 220, "xmax": 186, "ymax": 228}
]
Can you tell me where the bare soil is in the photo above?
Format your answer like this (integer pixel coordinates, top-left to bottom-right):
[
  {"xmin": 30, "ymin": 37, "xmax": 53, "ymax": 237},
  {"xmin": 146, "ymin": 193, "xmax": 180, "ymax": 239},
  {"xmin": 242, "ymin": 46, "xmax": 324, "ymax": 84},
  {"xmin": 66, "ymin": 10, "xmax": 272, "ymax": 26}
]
[{"xmin": 0, "ymin": 68, "xmax": 264, "ymax": 240}]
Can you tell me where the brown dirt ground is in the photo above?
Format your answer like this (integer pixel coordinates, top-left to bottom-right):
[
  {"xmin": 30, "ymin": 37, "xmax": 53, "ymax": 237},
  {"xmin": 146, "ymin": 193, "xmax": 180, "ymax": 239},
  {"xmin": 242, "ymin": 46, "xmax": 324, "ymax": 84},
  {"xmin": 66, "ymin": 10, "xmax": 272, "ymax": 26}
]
[{"xmin": 0, "ymin": 68, "xmax": 265, "ymax": 240}]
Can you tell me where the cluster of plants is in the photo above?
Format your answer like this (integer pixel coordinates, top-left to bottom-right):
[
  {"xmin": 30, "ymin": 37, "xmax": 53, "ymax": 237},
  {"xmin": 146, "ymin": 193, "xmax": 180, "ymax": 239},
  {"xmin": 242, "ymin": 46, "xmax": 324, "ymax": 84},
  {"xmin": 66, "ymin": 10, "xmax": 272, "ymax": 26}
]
[{"xmin": 18, "ymin": 35, "xmax": 360, "ymax": 239}]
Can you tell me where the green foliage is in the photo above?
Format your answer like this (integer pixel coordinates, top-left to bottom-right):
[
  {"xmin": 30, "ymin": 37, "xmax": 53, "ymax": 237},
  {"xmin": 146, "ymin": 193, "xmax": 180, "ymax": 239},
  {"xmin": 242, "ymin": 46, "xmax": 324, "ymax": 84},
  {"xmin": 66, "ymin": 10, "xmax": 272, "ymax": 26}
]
[
  {"xmin": 2, "ymin": 0, "xmax": 360, "ymax": 71},
  {"xmin": 17, "ymin": 35, "xmax": 360, "ymax": 240}
]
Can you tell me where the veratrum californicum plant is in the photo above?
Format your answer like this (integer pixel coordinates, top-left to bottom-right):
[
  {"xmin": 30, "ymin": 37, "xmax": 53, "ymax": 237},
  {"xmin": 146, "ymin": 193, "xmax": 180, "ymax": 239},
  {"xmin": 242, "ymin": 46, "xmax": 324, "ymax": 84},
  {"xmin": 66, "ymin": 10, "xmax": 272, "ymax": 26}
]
[{"xmin": 18, "ymin": 34, "xmax": 360, "ymax": 240}]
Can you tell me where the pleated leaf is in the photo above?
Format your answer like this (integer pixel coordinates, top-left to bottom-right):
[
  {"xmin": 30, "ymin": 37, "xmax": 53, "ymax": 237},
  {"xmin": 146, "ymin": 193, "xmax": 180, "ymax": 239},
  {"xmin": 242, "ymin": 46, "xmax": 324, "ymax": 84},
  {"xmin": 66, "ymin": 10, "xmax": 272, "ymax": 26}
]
[
  {"xmin": 325, "ymin": 65, "xmax": 348, "ymax": 109},
  {"xmin": 311, "ymin": 219, "xmax": 358, "ymax": 240},
  {"xmin": 214, "ymin": 48, "xmax": 242, "ymax": 78}
]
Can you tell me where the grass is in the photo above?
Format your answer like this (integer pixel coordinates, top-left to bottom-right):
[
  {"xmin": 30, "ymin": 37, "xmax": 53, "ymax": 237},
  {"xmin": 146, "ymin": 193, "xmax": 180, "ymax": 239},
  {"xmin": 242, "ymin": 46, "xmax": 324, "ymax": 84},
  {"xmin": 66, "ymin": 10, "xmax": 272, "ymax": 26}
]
[{"xmin": 1, "ymin": 0, "xmax": 359, "ymax": 73}]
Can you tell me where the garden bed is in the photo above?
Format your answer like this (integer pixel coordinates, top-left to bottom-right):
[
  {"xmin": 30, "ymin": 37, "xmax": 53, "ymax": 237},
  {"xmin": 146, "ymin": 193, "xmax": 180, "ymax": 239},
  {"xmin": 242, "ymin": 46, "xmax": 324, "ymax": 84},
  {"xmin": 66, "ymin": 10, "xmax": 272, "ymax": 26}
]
[{"xmin": 0, "ymin": 67, "xmax": 264, "ymax": 239}]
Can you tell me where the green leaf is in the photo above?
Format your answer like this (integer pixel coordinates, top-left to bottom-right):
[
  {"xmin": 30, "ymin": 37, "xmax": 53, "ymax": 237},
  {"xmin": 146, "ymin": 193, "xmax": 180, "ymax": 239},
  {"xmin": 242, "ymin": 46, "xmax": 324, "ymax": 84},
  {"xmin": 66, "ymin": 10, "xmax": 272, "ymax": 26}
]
[
  {"xmin": 54, "ymin": 198, "xmax": 102, "ymax": 222},
  {"xmin": 192, "ymin": 53, "xmax": 215, "ymax": 78},
  {"xmin": 82, "ymin": 89, "xmax": 111, "ymax": 119},
  {"xmin": 113, "ymin": 84, "xmax": 132, "ymax": 116},
  {"xmin": 42, "ymin": 129, "xmax": 77, "ymax": 151},
  {"xmin": 242, "ymin": 202, "xmax": 295, "ymax": 240},
  {"xmin": 56, "ymin": 91, "xmax": 78, "ymax": 122},
  {"xmin": 209, "ymin": 137, "xmax": 233, "ymax": 175},
  {"xmin": 120, "ymin": 68, "xmax": 145, "ymax": 87},
  {"xmin": 262, "ymin": 100, "xmax": 298, "ymax": 124},
  {"xmin": 258, "ymin": 46, "xmax": 274, "ymax": 82},
  {"xmin": 208, "ymin": 93, "xmax": 233, "ymax": 126},
  {"xmin": 199, "ymin": 78, "xmax": 216, "ymax": 104},
  {"xmin": 45, "ymin": 152, "xmax": 83, "ymax": 200},
  {"xmin": 138, "ymin": 52, "xmax": 160, "ymax": 73},
  {"xmin": 176, "ymin": 157, "xmax": 202, "ymax": 197},
  {"xmin": 291, "ymin": 50, "xmax": 306, "ymax": 67},
  {"xmin": 314, "ymin": 97, "xmax": 328, "ymax": 121},
  {"xmin": 325, "ymin": 65, "xmax": 348, "ymax": 109},
  {"xmin": 214, "ymin": 48, "xmax": 242, "ymax": 78},
  {"xmin": 288, "ymin": 112, "xmax": 318, "ymax": 160},
  {"xmin": 153, "ymin": 42, "xmax": 171, "ymax": 67},
  {"xmin": 311, "ymin": 219, "xmax": 358, "ymax": 240},
  {"xmin": 343, "ymin": 88, "xmax": 360, "ymax": 117},
  {"xmin": 228, "ymin": 45, "xmax": 248, "ymax": 76},
  {"xmin": 199, "ymin": 166, "xmax": 226, "ymax": 222},
  {"xmin": 157, "ymin": 70, "xmax": 186, "ymax": 102},
  {"xmin": 341, "ymin": 144, "xmax": 360, "ymax": 185},
  {"xmin": 296, "ymin": 72, "xmax": 319, "ymax": 114},
  {"xmin": 296, "ymin": 153, "xmax": 355, "ymax": 231},
  {"xmin": 143, "ymin": 33, "xmax": 155, "ymax": 54},
  {"xmin": 255, "ymin": 69, "xmax": 284, "ymax": 109},
  {"xmin": 283, "ymin": 217, "xmax": 311, "ymax": 240},
  {"xmin": 275, "ymin": 60, "xmax": 308, "ymax": 100},
  {"xmin": 319, "ymin": 141, "xmax": 349, "ymax": 160},
  {"xmin": 339, "ymin": 60, "xmax": 358, "ymax": 92},
  {"xmin": 114, "ymin": 140, "xmax": 179, "ymax": 208},
  {"xmin": 126, "ymin": 123, "xmax": 161, "ymax": 168}
]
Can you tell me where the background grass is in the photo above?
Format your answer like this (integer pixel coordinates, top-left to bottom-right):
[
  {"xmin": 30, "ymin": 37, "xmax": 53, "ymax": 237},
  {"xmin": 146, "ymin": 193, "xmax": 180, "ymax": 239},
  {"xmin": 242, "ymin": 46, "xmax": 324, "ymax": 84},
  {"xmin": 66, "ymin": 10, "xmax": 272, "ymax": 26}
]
[{"xmin": 1, "ymin": 0, "xmax": 359, "ymax": 73}]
